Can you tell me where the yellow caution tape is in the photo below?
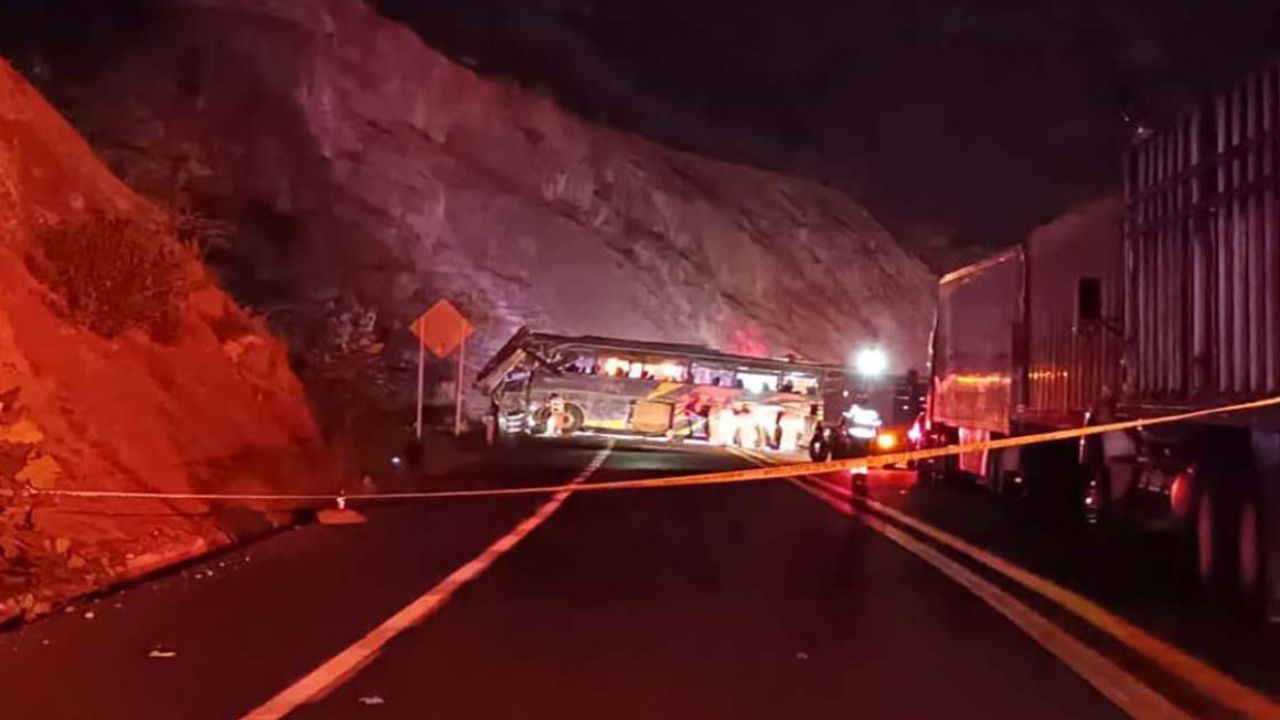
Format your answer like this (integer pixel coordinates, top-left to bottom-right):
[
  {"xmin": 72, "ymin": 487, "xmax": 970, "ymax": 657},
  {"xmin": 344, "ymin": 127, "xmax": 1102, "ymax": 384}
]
[{"xmin": 30, "ymin": 393, "xmax": 1280, "ymax": 504}]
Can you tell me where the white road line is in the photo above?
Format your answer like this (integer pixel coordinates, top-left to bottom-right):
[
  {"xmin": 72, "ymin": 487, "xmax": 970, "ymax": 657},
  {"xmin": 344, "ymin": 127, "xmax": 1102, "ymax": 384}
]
[
  {"xmin": 240, "ymin": 442, "xmax": 615, "ymax": 720},
  {"xmin": 787, "ymin": 476, "xmax": 1193, "ymax": 720}
]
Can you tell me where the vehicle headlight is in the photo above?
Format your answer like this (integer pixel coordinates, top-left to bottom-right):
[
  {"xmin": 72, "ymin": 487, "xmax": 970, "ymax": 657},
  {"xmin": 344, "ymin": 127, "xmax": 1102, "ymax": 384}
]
[{"xmin": 876, "ymin": 433, "xmax": 897, "ymax": 450}]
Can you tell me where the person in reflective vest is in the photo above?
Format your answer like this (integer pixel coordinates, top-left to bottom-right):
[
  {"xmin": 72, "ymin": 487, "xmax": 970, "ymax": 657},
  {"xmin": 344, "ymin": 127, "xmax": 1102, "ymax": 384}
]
[
  {"xmin": 834, "ymin": 396, "xmax": 881, "ymax": 459},
  {"xmin": 843, "ymin": 403, "xmax": 882, "ymax": 439}
]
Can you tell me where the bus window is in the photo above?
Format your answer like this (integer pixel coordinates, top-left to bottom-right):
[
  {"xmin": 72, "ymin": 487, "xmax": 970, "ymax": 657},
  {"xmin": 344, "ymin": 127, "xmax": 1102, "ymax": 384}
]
[
  {"xmin": 691, "ymin": 363, "xmax": 734, "ymax": 387},
  {"xmin": 559, "ymin": 351, "xmax": 597, "ymax": 375},
  {"xmin": 783, "ymin": 372, "xmax": 818, "ymax": 396},
  {"xmin": 735, "ymin": 370, "xmax": 780, "ymax": 394},
  {"xmin": 618, "ymin": 359, "xmax": 688, "ymax": 381},
  {"xmin": 601, "ymin": 357, "xmax": 633, "ymax": 377},
  {"xmin": 644, "ymin": 361, "xmax": 688, "ymax": 382}
]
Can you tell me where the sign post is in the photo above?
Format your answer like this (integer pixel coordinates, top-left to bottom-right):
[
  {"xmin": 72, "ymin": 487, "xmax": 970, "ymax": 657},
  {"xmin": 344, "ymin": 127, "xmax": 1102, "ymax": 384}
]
[
  {"xmin": 454, "ymin": 333, "xmax": 466, "ymax": 437},
  {"xmin": 415, "ymin": 331, "xmax": 426, "ymax": 440},
  {"xmin": 409, "ymin": 299, "xmax": 475, "ymax": 440}
]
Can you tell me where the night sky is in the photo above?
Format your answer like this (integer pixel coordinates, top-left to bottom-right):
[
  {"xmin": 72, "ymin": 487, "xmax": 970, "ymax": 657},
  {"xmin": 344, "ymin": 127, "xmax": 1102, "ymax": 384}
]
[
  {"xmin": 375, "ymin": 0, "xmax": 1280, "ymax": 252},
  {"xmin": 1, "ymin": 0, "xmax": 1277, "ymax": 255}
]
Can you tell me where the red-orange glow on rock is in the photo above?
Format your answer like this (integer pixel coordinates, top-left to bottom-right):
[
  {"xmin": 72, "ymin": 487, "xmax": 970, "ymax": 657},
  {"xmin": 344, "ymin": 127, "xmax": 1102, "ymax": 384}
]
[
  {"xmin": 725, "ymin": 324, "xmax": 769, "ymax": 358},
  {"xmin": 0, "ymin": 58, "xmax": 334, "ymax": 617}
]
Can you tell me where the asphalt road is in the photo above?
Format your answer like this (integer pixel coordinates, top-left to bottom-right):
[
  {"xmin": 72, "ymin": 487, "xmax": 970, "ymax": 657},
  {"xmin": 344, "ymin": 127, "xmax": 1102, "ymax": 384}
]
[{"xmin": 0, "ymin": 438, "xmax": 1249, "ymax": 718}]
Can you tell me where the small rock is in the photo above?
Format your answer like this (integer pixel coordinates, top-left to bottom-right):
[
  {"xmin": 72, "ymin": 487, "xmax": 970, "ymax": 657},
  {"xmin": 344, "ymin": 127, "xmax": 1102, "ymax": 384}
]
[
  {"xmin": 318, "ymin": 508, "xmax": 366, "ymax": 526},
  {"xmin": 83, "ymin": 611, "xmax": 95, "ymax": 620},
  {"xmin": 795, "ymin": 651, "xmax": 810, "ymax": 661},
  {"xmin": 53, "ymin": 537, "xmax": 71, "ymax": 556},
  {"xmin": 63, "ymin": 605, "xmax": 76, "ymax": 614},
  {"xmin": 0, "ymin": 418, "xmax": 44, "ymax": 445},
  {"xmin": 16, "ymin": 454, "xmax": 62, "ymax": 490},
  {"xmin": 66, "ymin": 554, "xmax": 87, "ymax": 570},
  {"xmin": 358, "ymin": 696, "xmax": 385, "ymax": 706},
  {"xmin": 0, "ymin": 537, "xmax": 22, "ymax": 559},
  {"xmin": 148, "ymin": 648, "xmax": 177, "ymax": 659},
  {"xmin": 41, "ymin": 639, "xmax": 49, "ymax": 646}
]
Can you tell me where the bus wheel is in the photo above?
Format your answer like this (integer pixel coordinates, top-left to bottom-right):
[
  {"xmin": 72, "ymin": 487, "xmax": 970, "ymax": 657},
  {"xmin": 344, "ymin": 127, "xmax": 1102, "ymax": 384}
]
[
  {"xmin": 531, "ymin": 407, "xmax": 551, "ymax": 435},
  {"xmin": 561, "ymin": 404, "xmax": 585, "ymax": 435}
]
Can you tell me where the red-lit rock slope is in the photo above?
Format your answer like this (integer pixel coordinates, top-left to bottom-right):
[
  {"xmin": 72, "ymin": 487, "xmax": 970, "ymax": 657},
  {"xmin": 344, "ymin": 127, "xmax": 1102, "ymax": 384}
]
[
  {"xmin": 0, "ymin": 60, "xmax": 332, "ymax": 620},
  {"xmin": 73, "ymin": 0, "xmax": 936, "ymax": 379}
]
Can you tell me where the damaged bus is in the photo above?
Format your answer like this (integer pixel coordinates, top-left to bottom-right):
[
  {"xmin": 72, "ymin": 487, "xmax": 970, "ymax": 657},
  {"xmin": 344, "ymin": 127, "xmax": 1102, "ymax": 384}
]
[{"xmin": 475, "ymin": 328, "xmax": 845, "ymax": 450}]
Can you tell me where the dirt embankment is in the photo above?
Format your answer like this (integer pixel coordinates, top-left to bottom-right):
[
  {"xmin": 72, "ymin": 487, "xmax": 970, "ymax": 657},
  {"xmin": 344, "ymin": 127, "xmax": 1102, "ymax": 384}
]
[{"xmin": 0, "ymin": 59, "xmax": 337, "ymax": 622}]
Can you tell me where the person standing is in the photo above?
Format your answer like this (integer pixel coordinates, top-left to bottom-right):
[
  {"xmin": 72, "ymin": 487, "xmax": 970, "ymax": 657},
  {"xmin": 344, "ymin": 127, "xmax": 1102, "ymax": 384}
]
[{"xmin": 545, "ymin": 394, "xmax": 568, "ymax": 436}]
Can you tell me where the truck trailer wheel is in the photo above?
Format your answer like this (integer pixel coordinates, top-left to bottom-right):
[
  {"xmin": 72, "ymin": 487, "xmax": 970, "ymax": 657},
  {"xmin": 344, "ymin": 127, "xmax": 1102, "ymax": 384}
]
[
  {"xmin": 1193, "ymin": 448, "xmax": 1269, "ymax": 609},
  {"xmin": 1196, "ymin": 489, "xmax": 1217, "ymax": 589},
  {"xmin": 918, "ymin": 454, "xmax": 955, "ymax": 485},
  {"xmin": 1239, "ymin": 495, "xmax": 1265, "ymax": 604},
  {"xmin": 809, "ymin": 432, "xmax": 832, "ymax": 462},
  {"xmin": 1081, "ymin": 463, "xmax": 1111, "ymax": 534},
  {"xmin": 1194, "ymin": 481, "xmax": 1238, "ymax": 595}
]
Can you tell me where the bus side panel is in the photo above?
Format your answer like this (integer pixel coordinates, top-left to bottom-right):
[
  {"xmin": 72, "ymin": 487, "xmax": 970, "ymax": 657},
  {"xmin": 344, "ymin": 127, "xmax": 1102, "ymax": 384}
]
[
  {"xmin": 931, "ymin": 249, "xmax": 1023, "ymax": 436},
  {"xmin": 531, "ymin": 374, "xmax": 661, "ymax": 431}
]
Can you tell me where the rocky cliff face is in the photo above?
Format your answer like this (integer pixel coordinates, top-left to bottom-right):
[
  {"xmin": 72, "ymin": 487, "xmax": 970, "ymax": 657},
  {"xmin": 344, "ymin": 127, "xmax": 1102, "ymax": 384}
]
[
  {"xmin": 0, "ymin": 60, "xmax": 331, "ymax": 619},
  {"xmin": 45, "ymin": 0, "xmax": 936, "ymax": 415}
]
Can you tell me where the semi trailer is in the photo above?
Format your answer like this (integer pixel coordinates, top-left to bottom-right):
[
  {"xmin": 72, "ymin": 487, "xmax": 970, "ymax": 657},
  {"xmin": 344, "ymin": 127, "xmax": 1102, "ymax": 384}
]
[{"xmin": 926, "ymin": 57, "xmax": 1280, "ymax": 619}]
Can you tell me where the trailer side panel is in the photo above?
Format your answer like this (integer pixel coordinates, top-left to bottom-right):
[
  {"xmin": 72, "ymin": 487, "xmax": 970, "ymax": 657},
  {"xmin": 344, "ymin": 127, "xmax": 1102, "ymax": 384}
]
[
  {"xmin": 1020, "ymin": 197, "xmax": 1125, "ymax": 429},
  {"xmin": 932, "ymin": 249, "xmax": 1023, "ymax": 435},
  {"xmin": 1125, "ymin": 59, "xmax": 1280, "ymax": 411}
]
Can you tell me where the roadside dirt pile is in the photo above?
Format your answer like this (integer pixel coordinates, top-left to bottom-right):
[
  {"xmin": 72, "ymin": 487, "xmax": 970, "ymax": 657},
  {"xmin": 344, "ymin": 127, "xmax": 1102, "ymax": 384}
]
[
  {"xmin": 42, "ymin": 0, "xmax": 936, "ymax": 419},
  {"xmin": 0, "ymin": 60, "xmax": 334, "ymax": 622}
]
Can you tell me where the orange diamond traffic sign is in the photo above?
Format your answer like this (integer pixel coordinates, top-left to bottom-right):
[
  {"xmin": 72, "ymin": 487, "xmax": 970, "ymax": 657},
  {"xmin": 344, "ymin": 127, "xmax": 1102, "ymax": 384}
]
[{"xmin": 411, "ymin": 299, "xmax": 474, "ymax": 358}]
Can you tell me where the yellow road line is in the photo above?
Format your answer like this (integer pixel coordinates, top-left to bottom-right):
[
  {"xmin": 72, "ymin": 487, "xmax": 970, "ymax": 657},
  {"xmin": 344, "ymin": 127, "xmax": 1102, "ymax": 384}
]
[
  {"xmin": 787, "ymin": 477, "xmax": 1193, "ymax": 720},
  {"xmin": 856, "ymin": 491, "xmax": 1280, "ymax": 720},
  {"xmin": 735, "ymin": 449, "xmax": 1280, "ymax": 719}
]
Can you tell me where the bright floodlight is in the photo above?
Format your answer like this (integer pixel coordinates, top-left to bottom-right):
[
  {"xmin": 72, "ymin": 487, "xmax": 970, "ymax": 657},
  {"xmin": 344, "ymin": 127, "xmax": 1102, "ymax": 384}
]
[{"xmin": 854, "ymin": 347, "xmax": 888, "ymax": 376}]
